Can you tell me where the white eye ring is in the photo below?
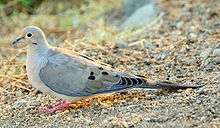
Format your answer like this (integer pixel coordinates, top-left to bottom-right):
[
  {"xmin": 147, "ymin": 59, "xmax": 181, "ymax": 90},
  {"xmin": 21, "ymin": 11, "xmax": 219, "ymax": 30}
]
[{"xmin": 26, "ymin": 33, "xmax": 32, "ymax": 38}]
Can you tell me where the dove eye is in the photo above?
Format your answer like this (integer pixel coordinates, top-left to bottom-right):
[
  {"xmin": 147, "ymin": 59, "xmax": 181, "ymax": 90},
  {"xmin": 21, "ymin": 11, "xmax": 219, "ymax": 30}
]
[{"xmin": 27, "ymin": 33, "xmax": 32, "ymax": 38}]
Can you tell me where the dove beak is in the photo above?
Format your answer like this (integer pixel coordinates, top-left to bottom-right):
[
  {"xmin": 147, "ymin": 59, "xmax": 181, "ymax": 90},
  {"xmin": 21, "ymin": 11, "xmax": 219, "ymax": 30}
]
[{"xmin": 12, "ymin": 36, "xmax": 25, "ymax": 48}]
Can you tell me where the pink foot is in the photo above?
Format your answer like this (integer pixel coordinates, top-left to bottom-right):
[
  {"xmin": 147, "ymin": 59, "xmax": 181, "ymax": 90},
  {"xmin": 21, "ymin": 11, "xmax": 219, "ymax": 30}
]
[{"xmin": 39, "ymin": 100, "xmax": 72, "ymax": 113}]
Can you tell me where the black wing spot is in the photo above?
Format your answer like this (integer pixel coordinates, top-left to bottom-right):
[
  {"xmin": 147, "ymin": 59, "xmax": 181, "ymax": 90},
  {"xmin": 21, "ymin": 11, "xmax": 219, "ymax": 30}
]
[
  {"xmin": 88, "ymin": 76, "xmax": 96, "ymax": 80},
  {"xmin": 102, "ymin": 71, "xmax": 109, "ymax": 75},
  {"xmin": 124, "ymin": 77, "xmax": 132, "ymax": 85},
  {"xmin": 120, "ymin": 77, "xmax": 127, "ymax": 85},
  {"xmin": 90, "ymin": 72, "xmax": 94, "ymax": 75},
  {"xmin": 130, "ymin": 78, "xmax": 138, "ymax": 85},
  {"xmin": 136, "ymin": 78, "xmax": 143, "ymax": 85},
  {"xmin": 98, "ymin": 67, "xmax": 104, "ymax": 70}
]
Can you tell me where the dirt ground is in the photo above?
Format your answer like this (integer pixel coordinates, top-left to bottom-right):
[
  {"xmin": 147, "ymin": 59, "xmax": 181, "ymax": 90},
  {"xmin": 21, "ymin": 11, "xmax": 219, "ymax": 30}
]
[{"xmin": 0, "ymin": 0, "xmax": 219, "ymax": 128}]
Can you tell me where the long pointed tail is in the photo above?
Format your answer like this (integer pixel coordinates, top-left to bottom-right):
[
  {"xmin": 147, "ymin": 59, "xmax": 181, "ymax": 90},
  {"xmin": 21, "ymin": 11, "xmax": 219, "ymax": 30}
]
[{"xmin": 138, "ymin": 81, "xmax": 202, "ymax": 90}]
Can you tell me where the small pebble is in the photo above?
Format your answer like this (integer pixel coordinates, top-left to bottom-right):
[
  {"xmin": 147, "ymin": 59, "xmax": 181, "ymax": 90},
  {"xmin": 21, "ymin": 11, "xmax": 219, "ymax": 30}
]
[
  {"xmin": 213, "ymin": 57, "xmax": 220, "ymax": 64},
  {"xmin": 176, "ymin": 21, "xmax": 184, "ymax": 29},
  {"xmin": 212, "ymin": 48, "xmax": 220, "ymax": 56},
  {"xmin": 15, "ymin": 90, "xmax": 24, "ymax": 97},
  {"xmin": 29, "ymin": 100, "xmax": 41, "ymax": 107},
  {"xmin": 188, "ymin": 32, "xmax": 198, "ymax": 42},
  {"xmin": 200, "ymin": 48, "xmax": 212, "ymax": 59},
  {"xmin": 115, "ymin": 40, "xmax": 128, "ymax": 49},
  {"xmin": 13, "ymin": 99, "xmax": 27, "ymax": 109},
  {"xmin": 143, "ymin": 41, "xmax": 156, "ymax": 49}
]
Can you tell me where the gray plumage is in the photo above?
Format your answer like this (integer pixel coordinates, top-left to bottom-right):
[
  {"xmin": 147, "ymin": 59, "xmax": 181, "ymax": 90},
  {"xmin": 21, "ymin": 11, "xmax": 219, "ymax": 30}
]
[{"xmin": 39, "ymin": 48, "xmax": 147, "ymax": 97}]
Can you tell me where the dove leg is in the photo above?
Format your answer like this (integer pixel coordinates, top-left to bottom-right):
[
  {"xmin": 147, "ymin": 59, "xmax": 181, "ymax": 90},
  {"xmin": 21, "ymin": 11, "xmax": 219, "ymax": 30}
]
[{"xmin": 40, "ymin": 100, "xmax": 72, "ymax": 113}]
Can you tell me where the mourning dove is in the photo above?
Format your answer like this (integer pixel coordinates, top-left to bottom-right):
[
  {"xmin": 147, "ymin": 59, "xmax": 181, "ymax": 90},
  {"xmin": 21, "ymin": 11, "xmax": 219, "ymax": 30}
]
[{"xmin": 12, "ymin": 26, "xmax": 201, "ymax": 113}]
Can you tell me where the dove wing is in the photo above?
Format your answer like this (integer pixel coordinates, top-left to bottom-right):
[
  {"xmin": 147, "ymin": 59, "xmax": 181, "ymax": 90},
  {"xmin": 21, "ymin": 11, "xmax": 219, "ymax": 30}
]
[{"xmin": 39, "ymin": 49, "xmax": 145, "ymax": 97}]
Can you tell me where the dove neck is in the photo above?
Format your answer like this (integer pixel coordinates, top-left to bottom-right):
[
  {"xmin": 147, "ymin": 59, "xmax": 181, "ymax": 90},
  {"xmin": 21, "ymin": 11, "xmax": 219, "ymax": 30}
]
[{"xmin": 27, "ymin": 40, "xmax": 50, "ymax": 56}]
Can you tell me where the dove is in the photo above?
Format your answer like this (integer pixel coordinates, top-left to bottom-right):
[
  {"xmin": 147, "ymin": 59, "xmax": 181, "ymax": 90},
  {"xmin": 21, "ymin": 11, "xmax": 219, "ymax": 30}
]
[{"xmin": 12, "ymin": 26, "xmax": 201, "ymax": 113}]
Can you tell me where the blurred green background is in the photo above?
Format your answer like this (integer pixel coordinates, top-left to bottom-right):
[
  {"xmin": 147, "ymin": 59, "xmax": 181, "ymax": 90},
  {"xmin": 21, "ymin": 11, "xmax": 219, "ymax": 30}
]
[{"xmin": 0, "ymin": 0, "xmax": 159, "ymax": 50}]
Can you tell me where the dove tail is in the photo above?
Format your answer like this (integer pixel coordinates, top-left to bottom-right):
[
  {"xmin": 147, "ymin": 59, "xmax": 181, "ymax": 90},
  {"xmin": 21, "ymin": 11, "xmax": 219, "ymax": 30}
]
[{"xmin": 137, "ymin": 80, "xmax": 202, "ymax": 90}]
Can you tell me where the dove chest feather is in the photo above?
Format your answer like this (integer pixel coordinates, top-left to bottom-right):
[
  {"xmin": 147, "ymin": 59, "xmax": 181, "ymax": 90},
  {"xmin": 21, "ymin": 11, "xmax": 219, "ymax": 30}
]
[{"xmin": 26, "ymin": 52, "xmax": 49, "ymax": 92}]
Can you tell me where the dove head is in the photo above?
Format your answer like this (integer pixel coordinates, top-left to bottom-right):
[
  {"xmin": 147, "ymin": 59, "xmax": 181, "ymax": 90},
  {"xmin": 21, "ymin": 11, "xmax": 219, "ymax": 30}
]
[{"xmin": 12, "ymin": 26, "xmax": 50, "ymax": 52}]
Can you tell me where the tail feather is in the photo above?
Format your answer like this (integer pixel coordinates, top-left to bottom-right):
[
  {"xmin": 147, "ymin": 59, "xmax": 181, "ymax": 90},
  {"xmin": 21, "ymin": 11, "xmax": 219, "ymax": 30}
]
[{"xmin": 138, "ymin": 81, "xmax": 202, "ymax": 90}]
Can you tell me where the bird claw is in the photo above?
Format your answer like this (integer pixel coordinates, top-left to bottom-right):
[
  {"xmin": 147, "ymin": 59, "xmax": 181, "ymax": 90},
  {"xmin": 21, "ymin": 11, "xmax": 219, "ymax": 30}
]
[{"xmin": 39, "ymin": 100, "xmax": 72, "ymax": 113}]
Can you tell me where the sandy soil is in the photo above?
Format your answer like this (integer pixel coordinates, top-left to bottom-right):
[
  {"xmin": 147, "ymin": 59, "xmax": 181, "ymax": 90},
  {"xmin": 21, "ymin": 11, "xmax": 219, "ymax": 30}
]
[{"xmin": 0, "ymin": 0, "xmax": 219, "ymax": 128}]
